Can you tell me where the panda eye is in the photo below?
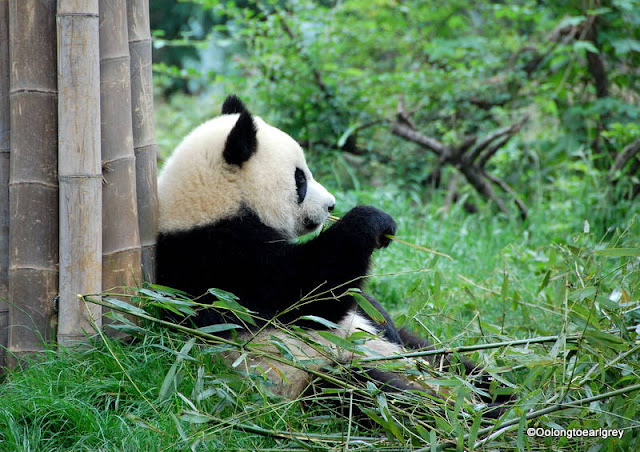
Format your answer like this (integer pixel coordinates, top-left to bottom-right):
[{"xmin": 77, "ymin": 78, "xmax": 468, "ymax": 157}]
[{"xmin": 295, "ymin": 168, "xmax": 307, "ymax": 204}]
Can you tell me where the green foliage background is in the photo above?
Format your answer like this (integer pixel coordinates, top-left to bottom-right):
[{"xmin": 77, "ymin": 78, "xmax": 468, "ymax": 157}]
[{"xmin": 154, "ymin": 0, "xmax": 640, "ymax": 224}]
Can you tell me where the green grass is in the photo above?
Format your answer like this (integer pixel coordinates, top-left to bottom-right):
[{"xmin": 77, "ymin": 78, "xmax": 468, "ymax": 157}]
[{"xmin": 1, "ymin": 184, "xmax": 638, "ymax": 450}]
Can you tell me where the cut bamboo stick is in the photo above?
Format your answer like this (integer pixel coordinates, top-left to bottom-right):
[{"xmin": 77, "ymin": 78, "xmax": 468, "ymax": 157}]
[
  {"xmin": 7, "ymin": 0, "xmax": 59, "ymax": 362},
  {"xmin": 99, "ymin": 0, "xmax": 142, "ymax": 332},
  {"xmin": 57, "ymin": 0, "xmax": 102, "ymax": 346},
  {"xmin": 127, "ymin": 0, "xmax": 158, "ymax": 283},
  {"xmin": 0, "ymin": 0, "xmax": 10, "ymax": 367}
]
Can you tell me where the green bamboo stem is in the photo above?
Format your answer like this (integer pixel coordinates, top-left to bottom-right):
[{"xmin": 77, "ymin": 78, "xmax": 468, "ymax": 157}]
[
  {"xmin": 360, "ymin": 329, "xmax": 634, "ymax": 363},
  {"xmin": 471, "ymin": 382, "xmax": 640, "ymax": 449}
]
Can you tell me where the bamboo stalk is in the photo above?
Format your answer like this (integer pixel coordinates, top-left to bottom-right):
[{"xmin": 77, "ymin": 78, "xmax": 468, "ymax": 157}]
[
  {"xmin": 127, "ymin": 0, "xmax": 158, "ymax": 283},
  {"xmin": 471, "ymin": 382, "xmax": 640, "ymax": 449},
  {"xmin": 359, "ymin": 328, "xmax": 635, "ymax": 363},
  {"xmin": 99, "ymin": 0, "xmax": 142, "ymax": 333},
  {"xmin": 56, "ymin": 0, "xmax": 102, "ymax": 346},
  {"xmin": 7, "ymin": 0, "xmax": 59, "ymax": 363},
  {"xmin": 0, "ymin": 0, "xmax": 10, "ymax": 367}
]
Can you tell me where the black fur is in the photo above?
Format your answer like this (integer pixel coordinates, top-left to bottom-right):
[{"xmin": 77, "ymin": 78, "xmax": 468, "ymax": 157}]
[
  {"xmin": 157, "ymin": 205, "xmax": 396, "ymax": 329},
  {"xmin": 294, "ymin": 168, "xmax": 307, "ymax": 204},
  {"xmin": 221, "ymin": 94, "xmax": 247, "ymax": 115},
  {"xmin": 223, "ymin": 110, "xmax": 258, "ymax": 166}
]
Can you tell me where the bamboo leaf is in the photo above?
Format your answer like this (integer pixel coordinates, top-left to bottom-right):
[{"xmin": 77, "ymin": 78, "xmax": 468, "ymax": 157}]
[
  {"xmin": 500, "ymin": 272, "xmax": 509, "ymax": 299},
  {"xmin": 594, "ymin": 248, "xmax": 640, "ymax": 257},
  {"xmin": 337, "ymin": 123, "xmax": 359, "ymax": 148},
  {"xmin": 197, "ymin": 323, "xmax": 242, "ymax": 334},
  {"xmin": 430, "ymin": 429, "xmax": 438, "ymax": 452},
  {"xmin": 211, "ymin": 290, "xmax": 256, "ymax": 326},
  {"xmin": 536, "ymin": 270, "xmax": 551, "ymax": 295},
  {"xmin": 103, "ymin": 297, "xmax": 148, "ymax": 316},
  {"xmin": 181, "ymin": 411, "xmax": 213, "ymax": 424},
  {"xmin": 584, "ymin": 329, "xmax": 626, "ymax": 350},
  {"xmin": 568, "ymin": 287, "xmax": 597, "ymax": 302},
  {"xmin": 467, "ymin": 413, "xmax": 482, "ymax": 449},
  {"xmin": 350, "ymin": 291, "xmax": 387, "ymax": 324},
  {"xmin": 208, "ymin": 288, "xmax": 241, "ymax": 303},
  {"xmin": 148, "ymin": 284, "xmax": 190, "ymax": 296},
  {"xmin": 232, "ymin": 352, "xmax": 248, "ymax": 368},
  {"xmin": 316, "ymin": 330, "xmax": 359, "ymax": 352},
  {"xmin": 516, "ymin": 414, "xmax": 527, "ymax": 450},
  {"xmin": 300, "ymin": 315, "xmax": 340, "ymax": 329},
  {"xmin": 139, "ymin": 288, "xmax": 194, "ymax": 306},
  {"xmin": 158, "ymin": 338, "xmax": 196, "ymax": 401}
]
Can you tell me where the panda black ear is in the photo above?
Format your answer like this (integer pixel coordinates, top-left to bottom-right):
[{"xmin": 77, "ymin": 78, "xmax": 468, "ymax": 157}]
[
  {"xmin": 223, "ymin": 110, "xmax": 257, "ymax": 166},
  {"xmin": 221, "ymin": 95, "xmax": 247, "ymax": 115}
]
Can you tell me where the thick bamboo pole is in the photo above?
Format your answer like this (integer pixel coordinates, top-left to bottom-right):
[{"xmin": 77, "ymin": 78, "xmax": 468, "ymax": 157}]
[
  {"xmin": 57, "ymin": 0, "xmax": 102, "ymax": 346},
  {"xmin": 127, "ymin": 0, "xmax": 158, "ymax": 283},
  {"xmin": 99, "ymin": 0, "xmax": 142, "ymax": 329},
  {"xmin": 8, "ymin": 0, "xmax": 59, "ymax": 361},
  {"xmin": 0, "ymin": 0, "xmax": 10, "ymax": 367}
]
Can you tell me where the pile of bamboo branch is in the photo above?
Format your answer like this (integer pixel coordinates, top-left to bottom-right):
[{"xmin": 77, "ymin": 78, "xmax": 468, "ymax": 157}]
[{"xmin": 0, "ymin": 0, "xmax": 157, "ymax": 368}]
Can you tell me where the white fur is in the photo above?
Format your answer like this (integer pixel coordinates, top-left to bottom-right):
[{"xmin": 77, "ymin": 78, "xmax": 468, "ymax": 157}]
[
  {"xmin": 226, "ymin": 312, "xmax": 405, "ymax": 399},
  {"xmin": 158, "ymin": 114, "xmax": 335, "ymax": 238}
]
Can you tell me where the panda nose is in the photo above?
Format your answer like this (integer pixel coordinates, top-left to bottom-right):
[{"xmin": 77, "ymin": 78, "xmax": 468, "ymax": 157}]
[{"xmin": 327, "ymin": 203, "xmax": 335, "ymax": 213}]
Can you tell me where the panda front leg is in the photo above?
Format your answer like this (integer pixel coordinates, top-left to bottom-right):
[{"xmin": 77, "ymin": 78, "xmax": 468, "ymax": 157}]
[
  {"xmin": 299, "ymin": 205, "xmax": 396, "ymax": 290},
  {"xmin": 286, "ymin": 206, "xmax": 396, "ymax": 325}
]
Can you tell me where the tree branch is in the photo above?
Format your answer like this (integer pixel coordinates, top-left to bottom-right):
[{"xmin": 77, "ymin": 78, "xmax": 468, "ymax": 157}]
[
  {"xmin": 611, "ymin": 137, "xmax": 640, "ymax": 174},
  {"xmin": 458, "ymin": 135, "xmax": 477, "ymax": 153},
  {"xmin": 477, "ymin": 134, "xmax": 510, "ymax": 168},
  {"xmin": 391, "ymin": 121, "xmax": 449, "ymax": 157},
  {"xmin": 457, "ymin": 165, "xmax": 508, "ymax": 215},
  {"xmin": 277, "ymin": 14, "xmax": 330, "ymax": 98},
  {"xmin": 390, "ymin": 105, "xmax": 527, "ymax": 218},
  {"xmin": 467, "ymin": 116, "xmax": 528, "ymax": 162},
  {"xmin": 483, "ymin": 171, "xmax": 528, "ymax": 220},
  {"xmin": 584, "ymin": 16, "xmax": 609, "ymax": 99}
]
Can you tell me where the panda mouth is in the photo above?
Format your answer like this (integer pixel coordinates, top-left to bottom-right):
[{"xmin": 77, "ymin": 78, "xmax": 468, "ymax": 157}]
[{"xmin": 302, "ymin": 218, "xmax": 322, "ymax": 231}]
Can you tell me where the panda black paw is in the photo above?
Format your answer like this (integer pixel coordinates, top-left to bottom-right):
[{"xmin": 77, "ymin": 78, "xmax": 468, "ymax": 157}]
[{"xmin": 341, "ymin": 206, "xmax": 397, "ymax": 249}]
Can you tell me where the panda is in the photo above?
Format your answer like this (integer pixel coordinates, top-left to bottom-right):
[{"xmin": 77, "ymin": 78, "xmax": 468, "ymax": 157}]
[{"xmin": 156, "ymin": 95, "xmax": 511, "ymax": 413}]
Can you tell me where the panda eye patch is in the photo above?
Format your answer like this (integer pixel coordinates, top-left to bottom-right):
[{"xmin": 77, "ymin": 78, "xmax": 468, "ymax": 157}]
[{"xmin": 295, "ymin": 168, "xmax": 308, "ymax": 204}]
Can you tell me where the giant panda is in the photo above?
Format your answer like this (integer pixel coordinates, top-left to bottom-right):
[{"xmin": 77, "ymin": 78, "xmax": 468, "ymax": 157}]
[{"xmin": 156, "ymin": 95, "xmax": 510, "ymax": 413}]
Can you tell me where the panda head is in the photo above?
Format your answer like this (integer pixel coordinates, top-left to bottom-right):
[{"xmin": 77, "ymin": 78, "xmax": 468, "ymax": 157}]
[{"xmin": 158, "ymin": 95, "xmax": 336, "ymax": 239}]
